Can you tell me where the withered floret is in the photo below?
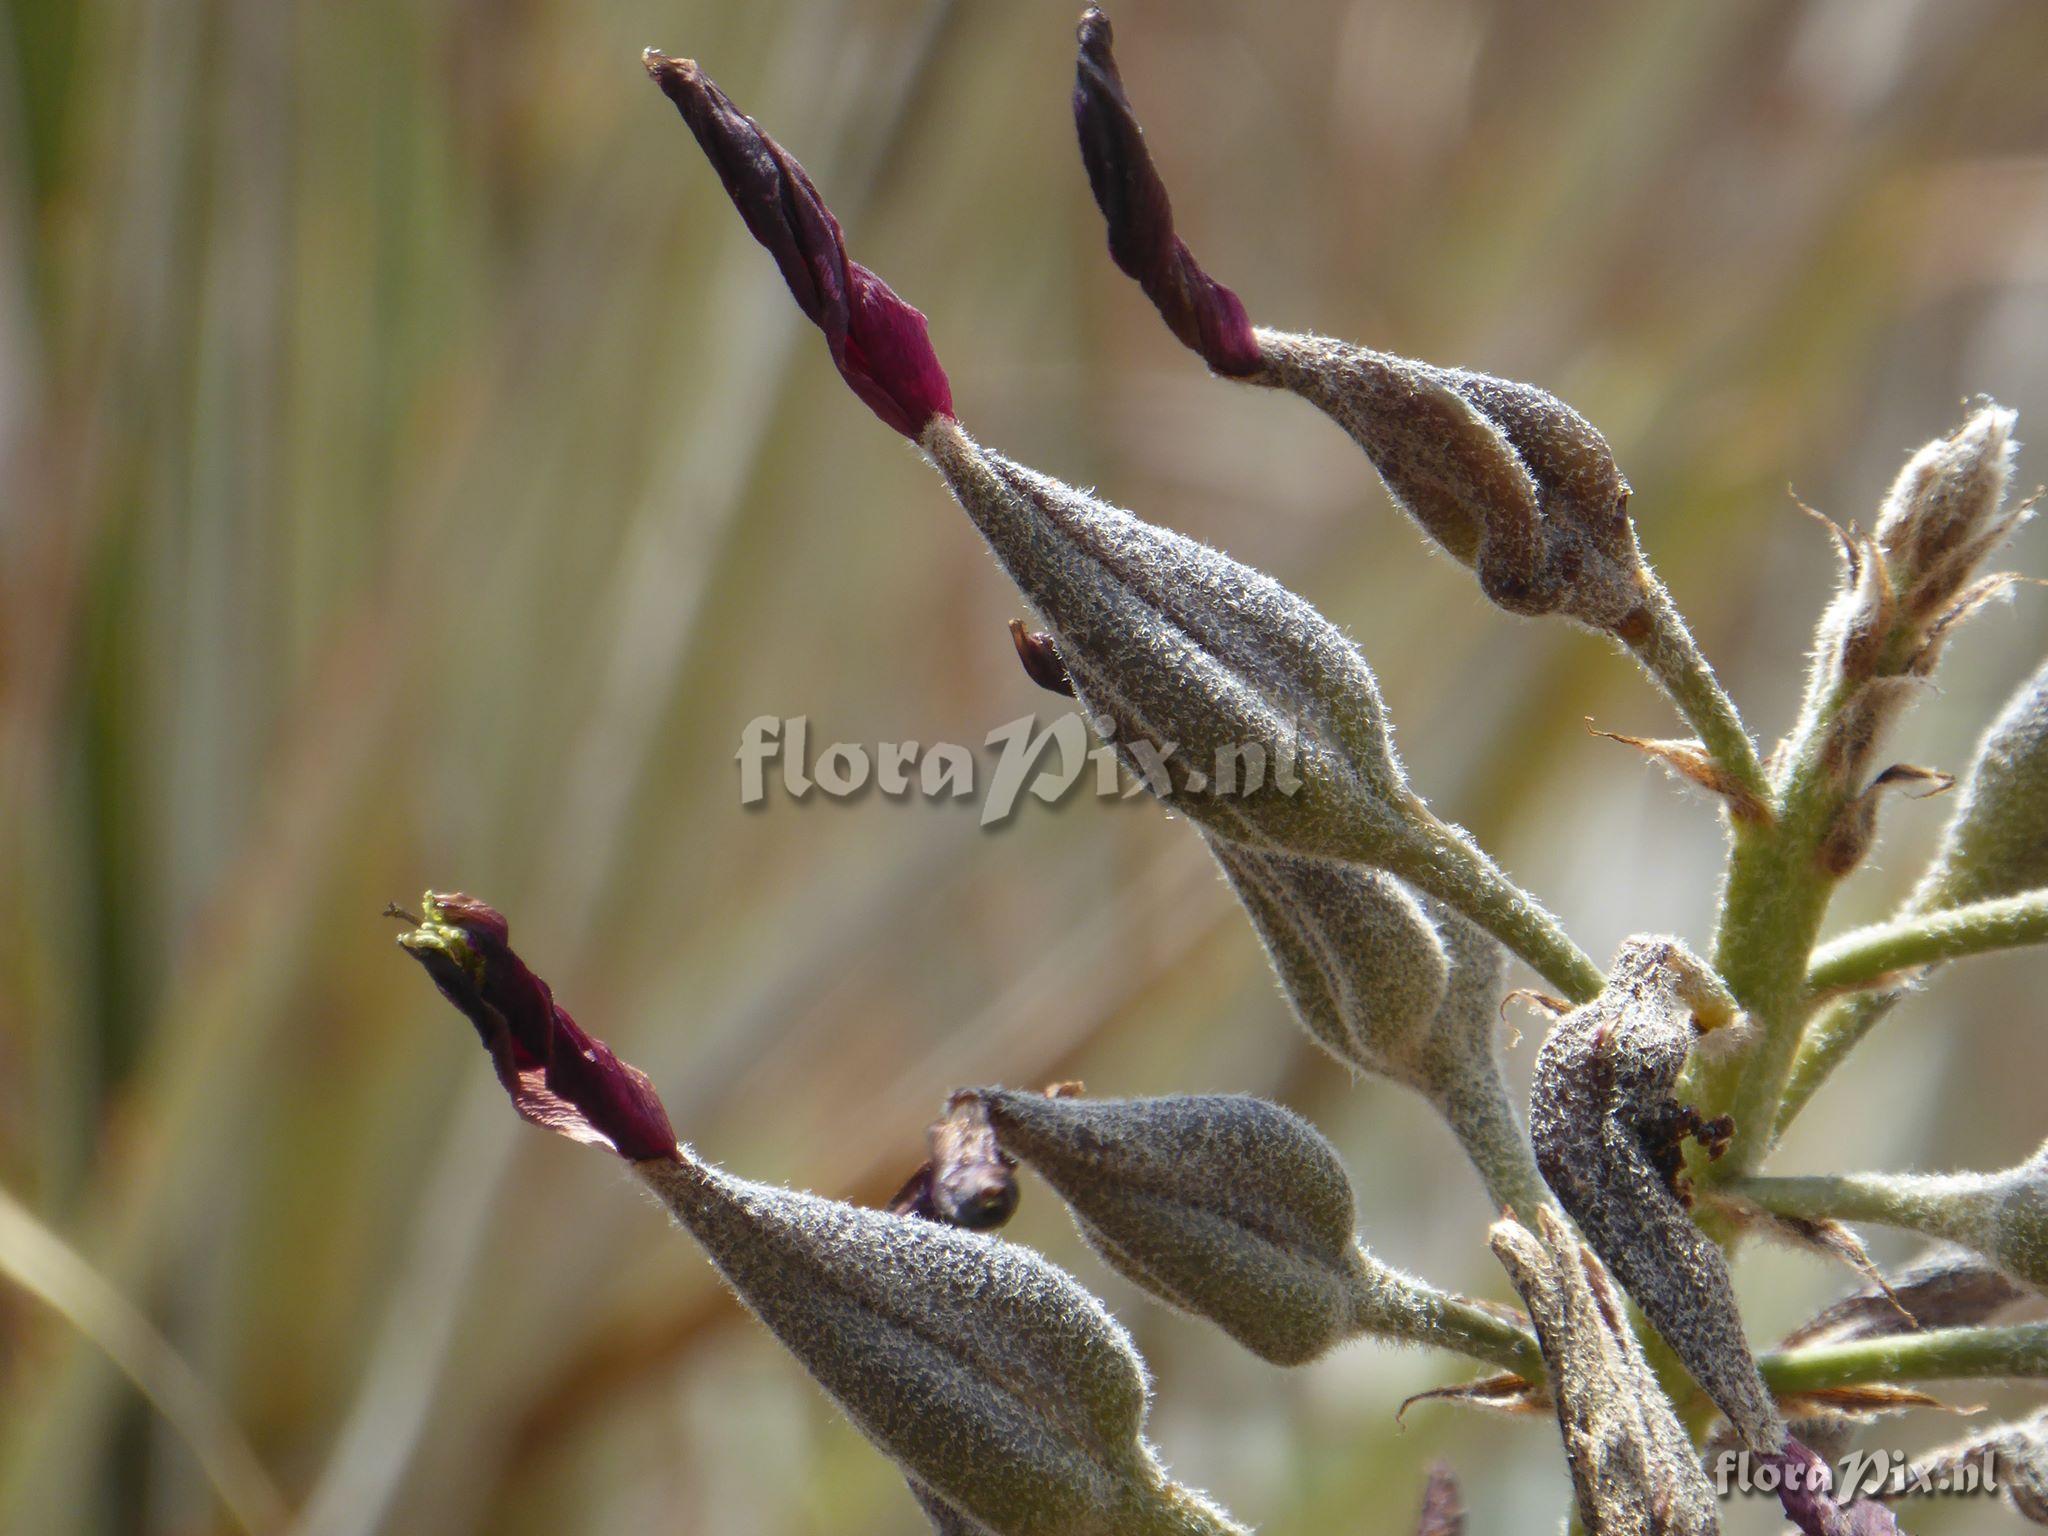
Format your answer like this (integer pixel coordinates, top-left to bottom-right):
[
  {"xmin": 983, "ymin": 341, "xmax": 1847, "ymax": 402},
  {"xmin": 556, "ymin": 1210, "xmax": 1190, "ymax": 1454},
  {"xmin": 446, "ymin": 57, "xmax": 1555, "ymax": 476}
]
[{"xmin": 394, "ymin": 892, "xmax": 678, "ymax": 1162}]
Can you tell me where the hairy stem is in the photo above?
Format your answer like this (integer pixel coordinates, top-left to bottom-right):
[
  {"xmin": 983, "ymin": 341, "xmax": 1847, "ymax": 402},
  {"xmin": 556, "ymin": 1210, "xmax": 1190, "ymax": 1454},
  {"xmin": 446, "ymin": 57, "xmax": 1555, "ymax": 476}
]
[
  {"xmin": 1723, "ymin": 1170, "xmax": 2001, "ymax": 1249},
  {"xmin": 1695, "ymin": 554, "xmax": 1971, "ymax": 1177},
  {"xmin": 1806, "ymin": 889, "xmax": 2048, "ymax": 993},
  {"xmin": 1692, "ymin": 629, "xmax": 1918, "ymax": 1178},
  {"xmin": 1623, "ymin": 573, "xmax": 1770, "ymax": 814},
  {"xmin": 1357, "ymin": 1260, "xmax": 1545, "ymax": 1378},
  {"xmin": 1430, "ymin": 1068, "xmax": 1553, "ymax": 1226},
  {"xmin": 1776, "ymin": 890, "xmax": 2048, "ymax": 1138},
  {"xmin": 1690, "ymin": 819, "xmax": 1832, "ymax": 1177},
  {"xmin": 1758, "ymin": 1322, "xmax": 2048, "ymax": 1394},
  {"xmin": 1388, "ymin": 809, "xmax": 1605, "ymax": 1003}
]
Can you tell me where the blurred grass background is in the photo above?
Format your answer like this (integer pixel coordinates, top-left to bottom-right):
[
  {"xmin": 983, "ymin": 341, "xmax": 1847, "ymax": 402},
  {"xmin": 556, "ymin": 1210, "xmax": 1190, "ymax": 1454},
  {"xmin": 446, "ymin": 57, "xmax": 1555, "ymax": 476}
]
[{"xmin": 3, "ymin": 0, "xmax": 2047, "ymax": 1531}]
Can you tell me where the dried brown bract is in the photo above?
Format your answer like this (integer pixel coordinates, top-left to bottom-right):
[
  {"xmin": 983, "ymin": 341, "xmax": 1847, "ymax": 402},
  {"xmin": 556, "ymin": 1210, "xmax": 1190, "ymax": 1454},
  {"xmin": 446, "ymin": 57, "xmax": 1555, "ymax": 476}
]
[
  {"xmin": 1530, "ymin": 939, "xmax": 1784, "ymax": 1453},
  {"xmin": 888, "ymin": 1092, "xmax": 1020, "ymax": 1231},
  {"xmin": 1489, "ymin": 1208, "xmax": 1719, "ymax": 1535},
  {"xmin": 1779, "ymin": 1248, "xmax": 2023, "ymax": 1348}
]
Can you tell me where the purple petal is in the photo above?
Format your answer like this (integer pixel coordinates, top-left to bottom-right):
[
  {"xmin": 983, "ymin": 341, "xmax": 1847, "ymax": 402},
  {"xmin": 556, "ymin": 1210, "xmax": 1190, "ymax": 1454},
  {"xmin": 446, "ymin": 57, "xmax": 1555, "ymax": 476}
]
[
  {"xmin": 1072, "ymin": 9, "xmax": 1260, "ymax": 377},
  {"xmin": 398, "ymin": 893, "xmax": 680, "ymax": 1162},
  {"xmin": 645, "ymin": 50, "xmax": 954, "ymax": 439},
  {"xmin": 1770, "ymin": 1441, "xmax": 1904, "ymax": 1536}
]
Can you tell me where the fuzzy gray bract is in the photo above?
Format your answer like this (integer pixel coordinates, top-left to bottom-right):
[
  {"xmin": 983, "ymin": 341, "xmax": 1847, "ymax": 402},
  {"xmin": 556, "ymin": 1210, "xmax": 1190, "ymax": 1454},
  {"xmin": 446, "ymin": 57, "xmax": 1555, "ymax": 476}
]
[
  {"xmin": 920, "ymin": 418, "xmax": 1418, "ymax": 869},
  {"xmin": 1255, "ymin": 335, "xmax": 1646, "ymax": 633},
  {"xmin": 1208, "ymin": 845, "xmax": 1449, "ymax": 1087},
  {"xmin": 1918, "ymin": 657, "xmax": 2048, "ymax": 910},
  {"xmin": 976, "ymin": 1090, "xmax": 1368, "ymax": 1366},
  {"xmin": 639, "ymin": 1153, "xmax": 1242, "ymax": 1535}
]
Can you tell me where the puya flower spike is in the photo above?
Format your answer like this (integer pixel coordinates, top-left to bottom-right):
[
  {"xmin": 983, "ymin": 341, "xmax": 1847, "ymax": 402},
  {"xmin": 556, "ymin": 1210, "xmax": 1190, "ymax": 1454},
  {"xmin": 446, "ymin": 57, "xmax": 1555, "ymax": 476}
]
[
  {"xmin": 398, "ymin": 894, "xmax": 1242, "ymax": 1536},
  {"xmin": 1781, "ymin": 653, "xmax": 2048, "ymax": 1121},
  {"xmin": 1071, "ymin": 9, "xmax": 1646, "ymax": 637},
  {"xmin": 973, "ymin": 1089, "xmax": 1541, "ymax": 1374},
  {"xmin": 647, "ymin": 47, "xmax": 1601, "ymax": 1000},
  {"xmin": 1529, "ymin": 938, "xmax": 1784, "ymax": 1454}
]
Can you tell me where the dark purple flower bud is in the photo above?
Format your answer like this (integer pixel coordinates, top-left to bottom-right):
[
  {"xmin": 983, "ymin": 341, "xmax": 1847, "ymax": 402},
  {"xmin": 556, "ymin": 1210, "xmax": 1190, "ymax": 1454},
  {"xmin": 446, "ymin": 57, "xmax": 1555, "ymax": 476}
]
[
  {"xmin": 644, "ymin": 50, "xmax": 954, "ymax": 439},
  {"xmin": 1530, "ymin": 938, "xmax": 1785, "ymax": 1454},
  {"xmin": 1009, "ymin": 619, "xmax": 1077, "ymax": 699},
  {"xmin": 393, "ymin": 892, "xmax": 679, "ymax": 1162},
  {"xmin": 1072, "ymin": 10, "xmax": 1259, "ymax": 377}
]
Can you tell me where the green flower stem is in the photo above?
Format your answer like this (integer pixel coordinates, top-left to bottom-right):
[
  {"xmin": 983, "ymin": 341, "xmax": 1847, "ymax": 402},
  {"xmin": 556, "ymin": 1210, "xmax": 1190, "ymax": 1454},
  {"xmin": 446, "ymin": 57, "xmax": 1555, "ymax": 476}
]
[
  {"xmin": 1430, "ymin": 1069, "xmax": 1554, "ymax": 1226},
  {"xmin": 1758, "ymin": 1323, "xmax": 2048, "ymax": 1394},
  {"xmin": 1623, "ymin": 573, "xmax": 1770, "ymax": 815},
  {"xmin": 1691, "ymin": 612, "xmax": 1934, "ymax": 1179},
  {"xmin": 1389, "ymin": 809, "xmax": 1605, "ymax": 1004},
  {"xmin": 1723, "ymin": 1170, "xmax": 1999, "ymax": 1249},
  {"xmin": 1367, "ymin": 1267, "xmax": 1545, "ymax": 1379},
  {"xmin": 1776, "ymin": 892, "xmax": 2048, "ymax": 1139},
  {"xmin": 1806, "ymin": 889, "xmax": 2048, "ymax": 993},
  {"xmin": 1689, "ymin": 813, "xmax": 1832, "ymax": 1178}
]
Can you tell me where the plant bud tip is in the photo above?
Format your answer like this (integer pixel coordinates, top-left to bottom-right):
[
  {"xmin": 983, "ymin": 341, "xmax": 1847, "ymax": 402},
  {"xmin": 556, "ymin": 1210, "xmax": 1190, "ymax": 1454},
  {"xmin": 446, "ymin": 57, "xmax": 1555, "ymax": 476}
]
[{"xmin": 641, "ymin": 48, "xmax": 696, "ymax": 82}]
